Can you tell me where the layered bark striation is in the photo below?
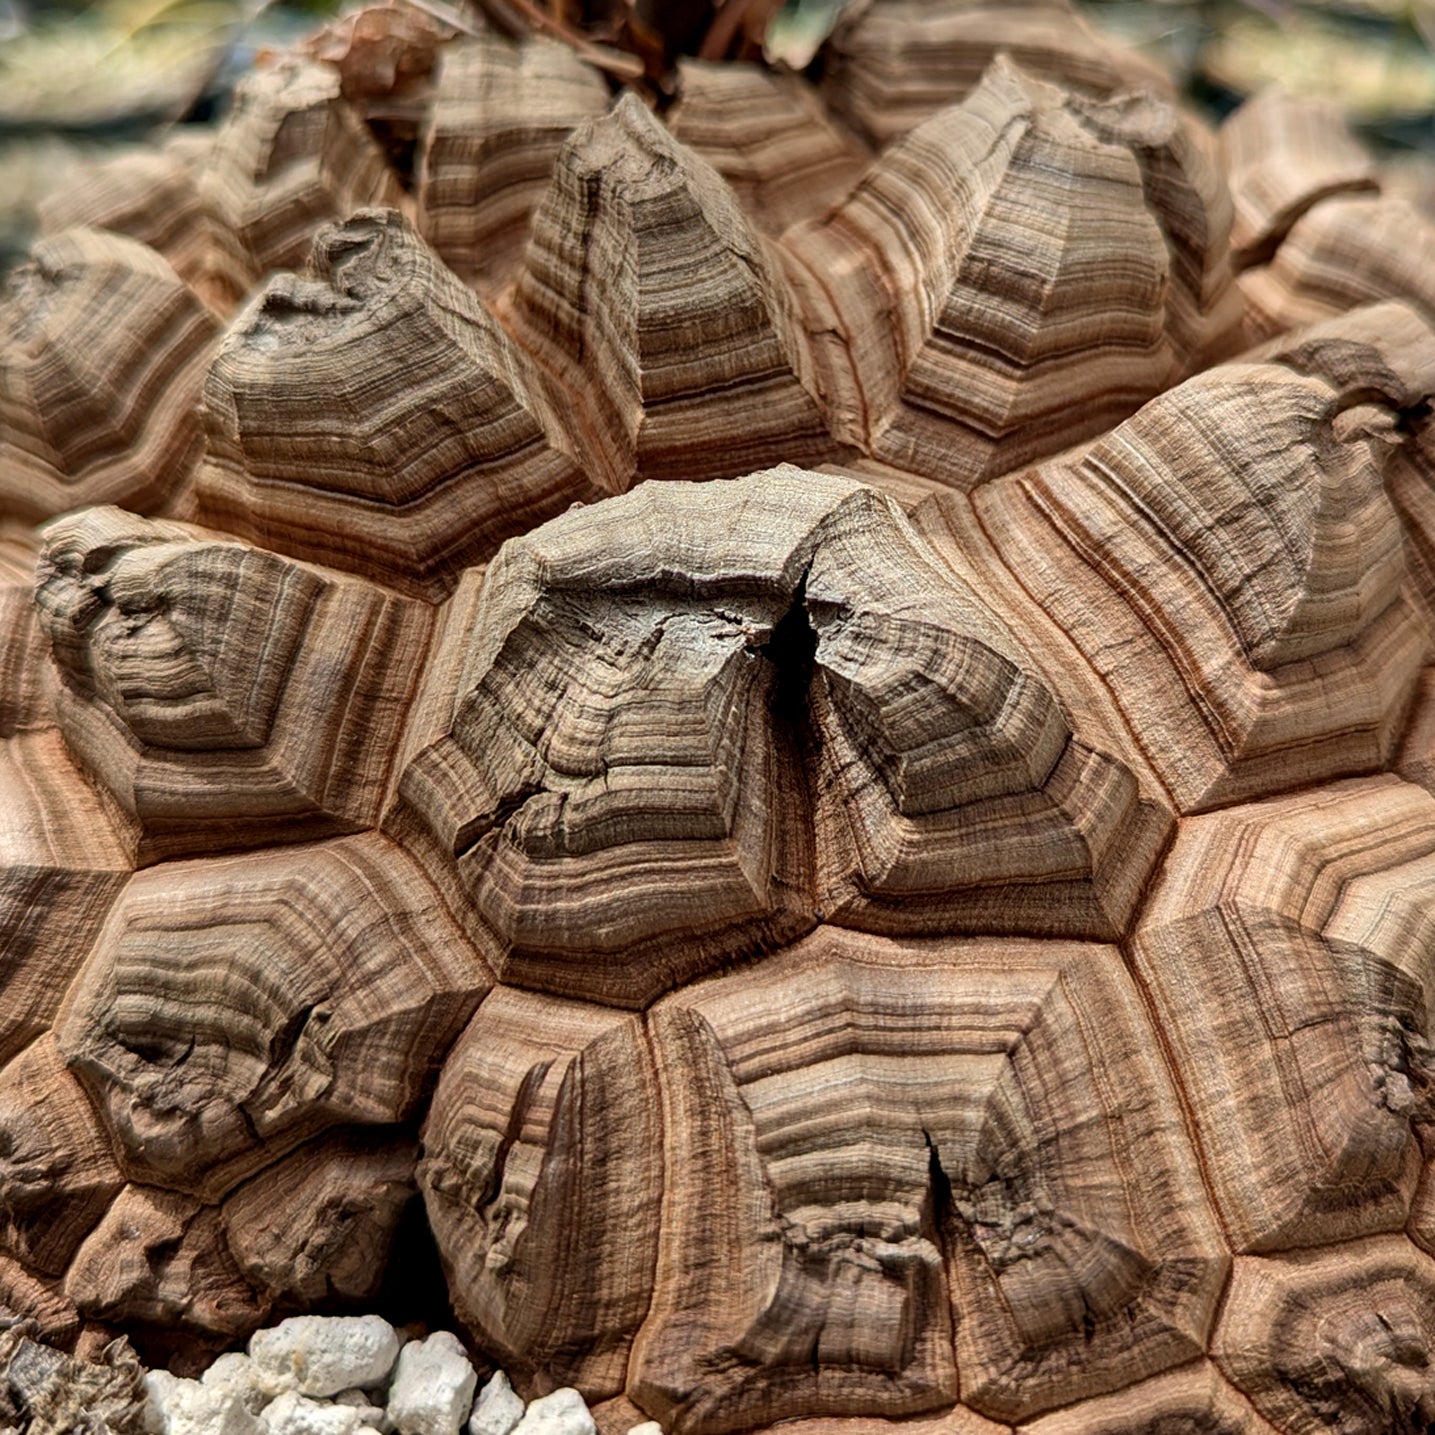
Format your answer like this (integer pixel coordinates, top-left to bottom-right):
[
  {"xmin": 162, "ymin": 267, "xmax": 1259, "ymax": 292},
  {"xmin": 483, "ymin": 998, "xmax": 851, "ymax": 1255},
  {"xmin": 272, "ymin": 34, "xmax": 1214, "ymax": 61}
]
[
  {"xmin": 36, "ymin": 505, "xmax": 433, "ymax": 859},
  {"xmin": 633, "ymin": 932, "xmax": 1225, "ymax": 1431},
  {"xmin": 0, "ymin": 229, "xmax": 220, "ymax": 521},
  {"xmin": 389, "ymin": 469, "xmax": 1165, "ymax": 1007},
  {"xmin": 3, "ymin": 11, "xmax": 1435, "ymax": 1435},
  {"xmin": 199, "ymin": 209, "xmax": 596, "ymax": 598},
  {"xmin": 784, "ymin": 57, "xmax": 1239, "ymax": 485}
]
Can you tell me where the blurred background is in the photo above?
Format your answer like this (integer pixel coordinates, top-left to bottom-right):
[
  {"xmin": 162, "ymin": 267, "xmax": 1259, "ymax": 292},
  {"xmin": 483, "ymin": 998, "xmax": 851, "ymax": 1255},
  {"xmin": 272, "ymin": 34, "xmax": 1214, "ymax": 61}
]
[{"xmin": 2, "ymin": 0, "xmax": 1433, "ymax": 270}]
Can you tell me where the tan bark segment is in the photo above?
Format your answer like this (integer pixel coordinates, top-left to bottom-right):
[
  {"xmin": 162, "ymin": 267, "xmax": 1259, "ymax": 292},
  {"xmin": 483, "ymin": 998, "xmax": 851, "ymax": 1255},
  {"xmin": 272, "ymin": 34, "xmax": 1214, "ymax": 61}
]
[
  {"xmin": 11, "ymin": 12, "xmax": 1435, "ymax": 1420},
  {"xmin": 1066, "ymin": 88, "xmax": 1243, "ymax": 372},
  {"xmin": 505, "ymin": 93, "xmax": 835, "ymax": 494},
  {"xmin": 1261, "ymin": 301, "xmax": 1435, "ymax": 662},
  {"xmin": 1240, "ymin": 196, "xmax": 1435, "ymax": 341},
  {"xmin": 0, "ymin": 733, "xmax": 132, "ymax": 1071},
  {"xmin": 198, "ymin": 208, "xmax": 595, "ymax": 601},
  {"xmin": 0, "ymin": 228, "xmax": 220, "ymax": 522},
  {"xmin": 1409, "ymin": 1153, "xmax": 1435, "ymax": 1263},
  {"xmin": 0, "ymin": 1258, "xmax": 80, "ymax": 1348},
  {"xmin": 387, "ymin": 470, "xmax": 819, "ymax": 1007},
  {"xmin": 1021, "ymin": 1361, "xmax": 1282, "ymax": 1433},
  {"xmin": 417, "ymin": 32, "xmax": 609, "ymax": 293},
  {"xmin": 0, "ymin": 1037, "xmax": 123, "ymax": 1280},
  {"xmin": 35, "ymin": 505, "xmax": 432, "ymax": 862},
  {"xmin": 64, "ymin": 1186, "xmax": 269, "ymax": 1338},
  {"xmin": 222, "ymin": 1128, "xmax": 418, "ymax": 1308},
  {"xmin": 819, "ymin": 0, "xmax": 1169, "ymax": 149},
  {"xmin": 419, "ymin": 987, "xmax": 661, "ymax": 1401},
  {"xmin": 631, "ymin": 931, "xmax": 1225, "ymax": 1432},
  {"xmin": 666, "ymin": 62, "xmax": 869, "ymax": 237},
  {"xmin": 786, "ymin": 58, "xmax": 1235, "ymax": 487},
  {"xmin": 389, "ymin": 469, "xmax": 1161, "ymax": 1007},
  {"xmin": 37, "ymin": 135, "xmax": 255, "ymax": 315},
  {"xmin": 1133, "ymin": 776, "xmax": 1435, "ymax": 1253},
  {"xmin": 1245, "ymin": 295, "xmax": 1435, "ymax": 390},
  {"xmin": 1389, "ymin": 363, "xmax": 1435, "ymax": 798},
  {"xmin": 199, "ymin": 55, "xmax": 404, "ymax": 278},
  {"xmin": 60, "ymin": 1132, "xmax": 419, "ymax": 1344},
  {"xmin": 964, "ymin": 310, "xmax": 1433, "ymax": 813},
  {"xmin": 628, "ymin": 1414, "xmax": 1009, "ymax": 1435},
  {"xmin": 798, "ymin": 480, "xmax": 1166, "ymax": 941},
  {"xmin": 909, "ymin": 486, "xmax": 1170, "ymax": 814},
  {"xmin": 52, "ymin": 834, "xmax": 490, "ymax": 1201},
  {"xmin": 1217, "ymin": 89, "xmax": 1379, "ymax": 266},
  {"xmin": 1396, "ymin": 669, "xmax": 1435, "ymax": 799},
  {"xmin": 1214, "ymin": 1236, "xmax": 1435, "ymax": 1434},
  {"xmin": 0, "ymin": 528, "xmax": 52, "ymax": 736},
  {"xmin": 1388, "ymin": 392, "xmax": 1435, "ymax": 643}
]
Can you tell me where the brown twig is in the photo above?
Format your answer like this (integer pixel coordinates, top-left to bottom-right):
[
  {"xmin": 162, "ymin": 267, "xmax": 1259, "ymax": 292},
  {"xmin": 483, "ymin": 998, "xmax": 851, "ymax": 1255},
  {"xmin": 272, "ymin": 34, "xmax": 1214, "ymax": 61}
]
[
  {"xmin": 696, "ymin": 0, "xmax": 751, "ymax": 59},
  {"xmin": 696, "ymin": 0, "xmax": 785, "ymax": 60},
  {"xmin": 471, "ymin": 0, "xmax": 646, "ymax": 77}
]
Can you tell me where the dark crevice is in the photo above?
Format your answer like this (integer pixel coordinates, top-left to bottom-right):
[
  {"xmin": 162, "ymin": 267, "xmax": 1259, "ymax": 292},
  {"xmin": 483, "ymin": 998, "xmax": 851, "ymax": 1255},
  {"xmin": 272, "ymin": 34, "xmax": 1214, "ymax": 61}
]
[
  {"xmin": 477, "ymin": 1061, "xmax": 552, "ymax": 1213},
  {"xmin": 376, "ymin": 1191, "xmax": 456, "ymax": 1334},
  {"xmin": 491, "ymin": 784, "xmax": 544, "ymax": 838},
  {"xmin": 455, "ymin": 783, "xmax": 543, "ymax": 859},
  {"xmin": 757, "ymin": 562, "xmax": 818, "ymax": 728},
  {"xmin": 922, "ymin": 1129, "xmax": 955, "ymax": 1276},
  {"xmin": 266, "ymin": 1003, "xmax": 320, "ymax": 1069},
  {"xmin": 1398, "ymin": 399, "xmax": 1433, "ymax": 436},
  {"xmin": 755, "ymin": 564, "xmax": 823, "ymax": 915}
]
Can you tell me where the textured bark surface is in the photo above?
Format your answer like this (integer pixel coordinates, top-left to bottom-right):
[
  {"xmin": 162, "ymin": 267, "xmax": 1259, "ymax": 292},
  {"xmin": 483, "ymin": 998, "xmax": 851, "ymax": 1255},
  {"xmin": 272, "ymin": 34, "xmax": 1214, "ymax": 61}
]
[
  {"xmin": 36, "ymin": 134, "xmax": 252, "ymax": 318},
  {"xmin": 785, "ymin": 57, "xmax": 1240, "ymax": 483},
  {"xmin": 198, "ymin": 208, "xmax": 595, "ymax": 598},
  {"xmin": 420, "ymin": 988, "xmax": 661, "ymax": 1400},
  {"xmin": 0, "ymin": 230, "xmax": 220, "ymax": 521},
  {"xmin": 667, "ymin": 62, "xmax": 868, "ymax": 237},
  {"xmin": 2, "ymin": 5, "xmax": 1435, "ymax": 1431},
  {"xmin": 633, "ymin": 931, "xmax": 1225, "ymax": 1430},
  {"xmin": 1134, "ymin": 776, "xmax": 1435, "ymax": 1252},
  {"xmin": 53, "ymin": 834, "xmax": 489, "ymax": 1198},
  {"xmin": 1218, "ymin": 89, "xmax": 1379, "ymax": 266},
  {"xmin": 1242, "ymin": 195, "xmax": 1435, "ymax": 340},
  {"xmin": 1213, "ymin": 1238, "xmax": 1435, "ymax": 1435},
  {"xmin": 505, "ymin": 95, "xmax": 836, "ymax": 493},
  {"xmin": 200, "ymin": 56, "xmax": 403, "ymax": 279},
  {"xmin": 923, "ymin": 308, "xmax": 1434, "ymax": 814},
  {"xmin": 418, "ymin": 32, "xmax": 609, "ymax": 295},
  {"xmin": 820, "ymin": 0, "xmax": 1169, "ymax": 148},
  {"xmin": 36, "ymin": 505, "xmax": 434, "ymax": 857}
]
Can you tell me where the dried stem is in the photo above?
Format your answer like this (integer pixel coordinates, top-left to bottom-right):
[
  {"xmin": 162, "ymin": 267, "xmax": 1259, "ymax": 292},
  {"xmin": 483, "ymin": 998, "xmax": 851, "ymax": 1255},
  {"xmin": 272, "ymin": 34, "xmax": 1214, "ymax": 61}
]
[{"xmin": 471, "ymin": 0, "xmax": 645, "ymax": 77}]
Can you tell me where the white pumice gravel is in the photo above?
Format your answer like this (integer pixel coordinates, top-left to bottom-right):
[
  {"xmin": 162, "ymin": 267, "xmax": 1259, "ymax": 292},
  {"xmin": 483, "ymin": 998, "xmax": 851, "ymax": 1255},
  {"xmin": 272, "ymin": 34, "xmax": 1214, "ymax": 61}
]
[
  {"xmin": 385, "ymin": 1330, "xmax": 478, "ymax": 1435},
  {"xmin": 467, "ymin": 1371, "xmax": 524, "ymax": 1435},
  {"xmin": 147, "ymin": 1374, "xmax": 266, "ymax": 1435},
  {"xmin": 260, "ymin": 1390, "xmax": 367, "ymax": 1435},
  {"xmin": 510, "ymin": 1389, "xmax": 597, "ymax": 1435},
  {"xmin": 249, "ymin": 1316, "xmax": 402, "ymax": 1399},
  {"xmin": 143, "ymin": 1369, "xmax": 184, "ymax": 1434},
  {"xmin": 203, "ymin": 1352, "xmax": 280, "ymax": 1412},
  {"xmin": 138, "ymin": 1320, "xmax": 647, "ymax": 1435},
  {"xmin": 336, "ymin": 1388, "xmax": 393, "ymax": 1432}
]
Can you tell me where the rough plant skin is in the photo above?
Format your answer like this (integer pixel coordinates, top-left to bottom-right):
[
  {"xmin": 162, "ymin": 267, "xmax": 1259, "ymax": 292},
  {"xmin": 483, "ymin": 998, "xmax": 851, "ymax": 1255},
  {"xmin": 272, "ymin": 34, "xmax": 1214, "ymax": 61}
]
[{"xmin": 3, "ymin": 6, "xmax": 1435, "ymax": 1434}]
